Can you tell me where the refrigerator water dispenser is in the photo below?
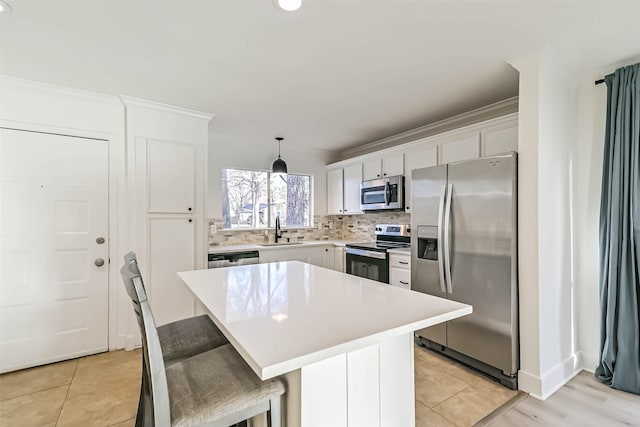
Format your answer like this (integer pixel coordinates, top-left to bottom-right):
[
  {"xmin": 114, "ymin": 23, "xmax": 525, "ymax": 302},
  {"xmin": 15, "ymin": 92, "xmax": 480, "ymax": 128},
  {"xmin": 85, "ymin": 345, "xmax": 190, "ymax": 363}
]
[{"xmin": 417, "ymin": 225, "xmax": 438, "ymax": 261}]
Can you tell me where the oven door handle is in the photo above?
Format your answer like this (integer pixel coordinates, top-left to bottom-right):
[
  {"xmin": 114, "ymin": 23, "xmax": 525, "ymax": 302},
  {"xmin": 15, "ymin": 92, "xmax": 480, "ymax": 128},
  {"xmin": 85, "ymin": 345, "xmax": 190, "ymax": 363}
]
[{"xmin": 345, "ymin": 247, "xmax": 387, "ymax": 260}]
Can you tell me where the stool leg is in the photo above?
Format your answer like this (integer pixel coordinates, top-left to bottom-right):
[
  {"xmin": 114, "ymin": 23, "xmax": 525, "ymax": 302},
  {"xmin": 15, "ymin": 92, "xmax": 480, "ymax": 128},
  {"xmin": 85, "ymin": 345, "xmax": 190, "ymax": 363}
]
[{"xmin": 268, "ymin": 397, "xmax": 281, "ymax": 427}]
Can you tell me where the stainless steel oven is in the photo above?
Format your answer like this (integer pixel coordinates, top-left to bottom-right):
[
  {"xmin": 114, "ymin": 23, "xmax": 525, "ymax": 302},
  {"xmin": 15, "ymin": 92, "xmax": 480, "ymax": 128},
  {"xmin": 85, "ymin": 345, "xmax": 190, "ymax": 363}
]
[
  {"xmin": 360, "ymin": 175, "xmax": 404, "ymax": 211},
  {"xmin": 345, "ymin": 247, "xmax": 389, "ymax": 283},
  {"xmin": 345, "ymin": 224, "xmax": 410, "ymax": 284}
]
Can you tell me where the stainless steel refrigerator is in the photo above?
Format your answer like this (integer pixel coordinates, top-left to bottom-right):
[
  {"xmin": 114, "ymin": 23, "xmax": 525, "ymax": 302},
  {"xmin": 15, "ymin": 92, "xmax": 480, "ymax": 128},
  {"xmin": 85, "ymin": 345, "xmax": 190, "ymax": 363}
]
[{"xmin": 411, "ymin": 152, "xmax": 518, "ymax": 389}]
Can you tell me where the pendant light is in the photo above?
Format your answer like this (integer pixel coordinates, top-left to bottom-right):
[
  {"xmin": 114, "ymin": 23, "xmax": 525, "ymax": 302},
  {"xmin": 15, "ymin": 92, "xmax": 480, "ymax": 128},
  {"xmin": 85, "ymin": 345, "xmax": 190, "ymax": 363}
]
[{"xmin": 272, "ymin": 137, "xmax": 288, "ymax": 174}]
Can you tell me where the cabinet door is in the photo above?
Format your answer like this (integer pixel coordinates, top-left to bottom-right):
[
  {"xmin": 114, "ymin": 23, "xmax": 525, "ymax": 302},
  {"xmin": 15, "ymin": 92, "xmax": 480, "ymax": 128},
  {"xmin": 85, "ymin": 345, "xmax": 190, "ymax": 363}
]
[
  {"xmin": 148, "ymin": 217, "xmax": 195, "ymax": 326},
  {"xmin": 334, "ymin": 247, "xmax": 345, "ymax": 272},
  {"xmin": 404, "ymin": 147, "xmax": 437, "ymax": 213},
  {"xmin": 440, "ymin": 133, "xmax": 480, "ymax": 164},
  {"xmin": 148, "ymin": 140, "xmax": 195, "ymax": 213},
  {"xmin": 327, "ymin": 169, "xmax": 344, "ymax": 214},
  {"xmin": 323, "ymin": 246, "xmax": 335, "ymax": 270},
  {"xmin": 363, "ymin": 158, "xmax": 382, "ymax": 181},
  {"xmin": 382, "ymin": 153, "xmax": 404, "ymax": 177},
  {"xmin": 481, "ymin": 125, "xmax": 518, "ymax": 156},
  {"xmin": 343, "ymin": 164, "xmax": 363, "ymax": 214}
]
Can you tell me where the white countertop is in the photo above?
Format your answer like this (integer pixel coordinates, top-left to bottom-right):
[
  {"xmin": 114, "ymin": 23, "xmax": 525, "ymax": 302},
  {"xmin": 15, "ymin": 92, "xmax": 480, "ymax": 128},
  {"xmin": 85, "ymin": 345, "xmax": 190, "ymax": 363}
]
[
  {"xmin": 209, "ymin": 239, "xmax": 349, "ymax": 253},
  {"xmin": 178, "ymin": 261, "xmax": 471, "ymax": 380}
]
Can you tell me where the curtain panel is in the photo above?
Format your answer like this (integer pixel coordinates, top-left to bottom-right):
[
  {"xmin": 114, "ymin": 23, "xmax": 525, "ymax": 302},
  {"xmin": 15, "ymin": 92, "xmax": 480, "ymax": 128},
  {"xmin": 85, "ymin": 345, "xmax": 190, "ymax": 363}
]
[{"xmin": 595, "ymin": 63, "xmax": 639, "ymax": 395}]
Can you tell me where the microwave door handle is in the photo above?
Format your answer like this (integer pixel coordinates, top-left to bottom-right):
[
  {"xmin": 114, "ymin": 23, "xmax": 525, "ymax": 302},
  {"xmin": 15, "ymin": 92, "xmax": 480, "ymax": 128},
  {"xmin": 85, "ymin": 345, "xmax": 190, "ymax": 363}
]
[{"xmin": 384, "ymin": 182, "xmax": 390, "ymax": 206}]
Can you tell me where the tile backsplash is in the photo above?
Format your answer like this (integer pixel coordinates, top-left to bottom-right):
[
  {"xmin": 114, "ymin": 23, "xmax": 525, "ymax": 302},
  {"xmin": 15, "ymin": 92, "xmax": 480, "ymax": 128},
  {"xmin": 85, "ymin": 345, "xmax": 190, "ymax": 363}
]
[{"xmin": 208, "ymin": 212, "xmax": 411, "ymax": 247}]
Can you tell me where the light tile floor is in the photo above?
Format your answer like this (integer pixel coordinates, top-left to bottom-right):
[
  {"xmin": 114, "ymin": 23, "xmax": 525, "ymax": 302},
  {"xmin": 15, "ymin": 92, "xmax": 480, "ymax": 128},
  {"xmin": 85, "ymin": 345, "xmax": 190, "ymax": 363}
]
[
  {"xmin": 0, "ymin": 350, "xmax": 141, "ymax": 427},
  {"xmin": 0, "ymin": 345, "xmax": 517, "ymax": 426},
  {"xmin": 414, "ymin": 345, "xmax": 519, "ymax": 426}
]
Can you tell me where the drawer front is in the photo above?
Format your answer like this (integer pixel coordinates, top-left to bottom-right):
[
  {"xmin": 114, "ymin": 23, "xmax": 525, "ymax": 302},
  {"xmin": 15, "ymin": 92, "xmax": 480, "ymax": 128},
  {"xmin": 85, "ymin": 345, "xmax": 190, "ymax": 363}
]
[
  {"xmin": 390, "ymin": 267, "xmax": 411, "ymax": 290},
  {"xmin": 389, "ymin": 254, "xmax": 411, "ymax": 269}
]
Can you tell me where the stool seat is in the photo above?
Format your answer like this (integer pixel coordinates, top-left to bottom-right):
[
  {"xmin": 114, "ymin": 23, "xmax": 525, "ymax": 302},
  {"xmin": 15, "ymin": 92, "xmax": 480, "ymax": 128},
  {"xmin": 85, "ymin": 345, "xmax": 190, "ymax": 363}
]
[
  {"xmin": 167, "ymin": 344, "xmax": 286, "ymax": 427},
  {"xmin": 158, "ymin": 315, "xmax": 228, "ymax": 366}
]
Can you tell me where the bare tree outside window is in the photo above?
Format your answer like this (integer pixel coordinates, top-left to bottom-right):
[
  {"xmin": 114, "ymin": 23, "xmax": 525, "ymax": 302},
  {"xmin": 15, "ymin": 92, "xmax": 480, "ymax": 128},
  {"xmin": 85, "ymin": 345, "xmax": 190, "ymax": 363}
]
[{"xmin": 222, "ymin": 168, "xmax": 312, "ymax": 229}]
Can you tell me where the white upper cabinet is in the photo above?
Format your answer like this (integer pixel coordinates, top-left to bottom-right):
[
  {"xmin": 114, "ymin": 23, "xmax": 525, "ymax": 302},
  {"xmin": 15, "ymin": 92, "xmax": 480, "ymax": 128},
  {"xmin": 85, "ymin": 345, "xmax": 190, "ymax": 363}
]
[
  {"xmin": 481, "ymin": 124, "xmax": 518, "ymax": 156},
  {"xmin": 327, "ymin": 168, "xmax": 344, "ymax": 215},
  {"xmin": 327, "ymin": 164, "xmax": 363, "ymax": 215},
  {"xmin": 343, "ymin": 164, "xmax": 363, "ymax": 214},
  {"xmin": 363, "ymin": 154, "xmax": 404, "ymax": 181},
  {"xmin": 363, "ymin": 159, "xmax": 381, "ymax": 181},
  {"xmin": 439, "ymin": 133, "xmax": 480, "ymax": 164},
  {"xmin": 404, "ymin": 146, "xmax": 437, "ymax": 213},
  {"xmin": 383, "ymin": 153, "xmax": 405, "ymax": 177},
  {"xmin": 327, "ymin": 114, "xmax": 517, "ymax": 214},
  {"xmin": 147, "ymin": 140, "xmax": 195, "ymax": 213}
]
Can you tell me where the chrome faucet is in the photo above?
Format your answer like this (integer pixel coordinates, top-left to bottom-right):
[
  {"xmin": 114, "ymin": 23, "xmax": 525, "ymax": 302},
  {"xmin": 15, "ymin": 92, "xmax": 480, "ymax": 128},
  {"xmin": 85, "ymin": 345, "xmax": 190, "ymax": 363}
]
[{"xmin": 275, "ymin": 215, "xmax": 282, "ymax": 243}]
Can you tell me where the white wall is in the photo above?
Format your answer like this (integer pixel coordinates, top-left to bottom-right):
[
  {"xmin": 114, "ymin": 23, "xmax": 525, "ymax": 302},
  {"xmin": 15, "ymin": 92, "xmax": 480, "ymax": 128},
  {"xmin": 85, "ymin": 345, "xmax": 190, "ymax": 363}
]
[
  {"xmin": 207, "ymin": 133, "xmax": 333, "ymax": 220},
  {"xmin": 511, "ymin": 47, "xmax": 578, "ymax": 399}
]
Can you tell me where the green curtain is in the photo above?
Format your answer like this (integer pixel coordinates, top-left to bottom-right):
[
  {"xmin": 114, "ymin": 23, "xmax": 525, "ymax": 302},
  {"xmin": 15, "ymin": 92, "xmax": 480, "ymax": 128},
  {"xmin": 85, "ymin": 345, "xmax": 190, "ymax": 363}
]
[{"xmin": 595, "ymin": 63, "xmax": 639, "ymax": 395}]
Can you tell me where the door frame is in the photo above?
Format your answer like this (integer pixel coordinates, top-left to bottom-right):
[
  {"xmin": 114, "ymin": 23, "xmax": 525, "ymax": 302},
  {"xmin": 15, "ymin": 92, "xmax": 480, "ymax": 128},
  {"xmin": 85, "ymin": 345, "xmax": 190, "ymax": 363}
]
[{"xmin": 0, "ymin": 119, "xmax": 126, "ymax": 352}]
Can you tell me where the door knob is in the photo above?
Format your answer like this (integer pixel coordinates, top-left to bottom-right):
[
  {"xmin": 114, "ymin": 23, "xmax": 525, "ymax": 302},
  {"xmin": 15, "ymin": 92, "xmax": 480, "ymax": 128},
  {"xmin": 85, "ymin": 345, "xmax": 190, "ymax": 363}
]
[
  {"xmin": 96, "ymin": 237, "xmax": 105, "ymax": 244},
  {"xmin": 95, "ymin": 258, "xmax": 105, "ymax": 267}
]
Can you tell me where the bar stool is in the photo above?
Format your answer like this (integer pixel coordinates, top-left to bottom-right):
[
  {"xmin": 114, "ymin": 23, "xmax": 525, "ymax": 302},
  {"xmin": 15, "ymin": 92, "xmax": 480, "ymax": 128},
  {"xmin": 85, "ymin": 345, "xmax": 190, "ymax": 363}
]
[
  {"xmin": 122, "ymin": 252, "xmax": 228, "ymax": 365},
  {"xmin": 121, "ymin": 256, "xmax": 285, "ymax": 427}
]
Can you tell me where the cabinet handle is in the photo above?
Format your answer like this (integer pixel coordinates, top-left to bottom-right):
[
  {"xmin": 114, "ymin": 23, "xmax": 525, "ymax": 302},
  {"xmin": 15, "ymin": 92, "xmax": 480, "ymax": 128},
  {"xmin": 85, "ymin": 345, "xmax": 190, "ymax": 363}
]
[
  {"xmin": 188, "ymin": 207, "xmax": 192, "ymax": 211},
  {"xmin": 399, "ymin": 261, "xmax": 408, "ymax": 265},
  {"xmin": 339, "ymin": 209, "xmax": 342, "ymax": 212},
  {"xmin": 344, "ymin": 209, "xmax": 348, "ymax": 212},
  {"xmin": 383, "ymin": 173, "xmax": 387, "ymax": 176},
  {"xmin": 188, "ymin": 219, "xmax": 193, "ymax": 223},
  {"xmin": 377, "ymin": 174, "xmax": 380, "ymax": 177},
  {"xmin": 399, "ymin": 280, "xmax": 409, "ymax": 285},
  {"xmin": 325, "ymin": 249, "xmax": 328, "ymax": 252}
]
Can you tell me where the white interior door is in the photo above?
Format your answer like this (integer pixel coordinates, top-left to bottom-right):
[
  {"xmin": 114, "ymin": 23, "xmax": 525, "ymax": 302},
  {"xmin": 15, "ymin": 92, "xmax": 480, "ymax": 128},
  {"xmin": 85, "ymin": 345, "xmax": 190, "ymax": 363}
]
[{"xmin": 0, "ymin": 128, "xmax": 109, "ymax": 373}]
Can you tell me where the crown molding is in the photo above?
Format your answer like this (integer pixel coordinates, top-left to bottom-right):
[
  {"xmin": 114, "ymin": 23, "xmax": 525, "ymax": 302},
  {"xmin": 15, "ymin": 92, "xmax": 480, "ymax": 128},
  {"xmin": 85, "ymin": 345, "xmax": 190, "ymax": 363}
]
[
  {"xmin": 119, "ymin": 95, "xmax": 214, "ymax": 122},
  {"xmin": 338, "ymin": 96, "xmax": 518, "ymax": 160},
  {"xmin": 0, "ymin": 75, "xmax": 122, "ymax": 105}
]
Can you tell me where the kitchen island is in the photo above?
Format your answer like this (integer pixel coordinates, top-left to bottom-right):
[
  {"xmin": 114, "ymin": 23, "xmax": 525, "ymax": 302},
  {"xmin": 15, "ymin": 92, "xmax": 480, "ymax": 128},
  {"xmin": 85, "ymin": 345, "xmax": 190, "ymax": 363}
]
[{"xmin": 178, "ymin": 261, "xmax": 471, "ymax": 427}]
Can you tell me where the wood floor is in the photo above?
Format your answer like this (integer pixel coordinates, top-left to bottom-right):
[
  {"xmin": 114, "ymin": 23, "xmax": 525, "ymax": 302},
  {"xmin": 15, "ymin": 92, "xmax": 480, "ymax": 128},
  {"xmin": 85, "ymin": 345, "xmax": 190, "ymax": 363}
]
[{"xmin": 488, "ymin": 371, "xmax": 640, "ymax": 426}]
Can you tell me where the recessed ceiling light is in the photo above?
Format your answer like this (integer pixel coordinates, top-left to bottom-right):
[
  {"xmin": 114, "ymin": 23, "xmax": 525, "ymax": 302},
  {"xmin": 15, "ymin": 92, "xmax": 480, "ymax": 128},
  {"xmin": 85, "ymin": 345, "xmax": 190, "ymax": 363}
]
[
  {"xmin": 0, "ymin": 0, "xmax": 12, "ymax": 13},
  {"xmin": 276, "ymin": 0, "xmax": 302, "ymax": 12}
]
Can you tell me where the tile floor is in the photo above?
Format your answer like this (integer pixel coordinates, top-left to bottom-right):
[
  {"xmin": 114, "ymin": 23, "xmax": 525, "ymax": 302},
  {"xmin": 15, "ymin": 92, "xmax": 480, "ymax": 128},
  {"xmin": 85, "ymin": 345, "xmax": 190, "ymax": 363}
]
[
  {"xmin": 0, "ymin": 345, "xmax": 516, "ymax": 427},
  {"xmin": 0, "ymin": 350, "xmax": 141, "ymax": 427},
  {"xmin": 414, "ymin": 345, "xmax": 519, "ymax": 426}
]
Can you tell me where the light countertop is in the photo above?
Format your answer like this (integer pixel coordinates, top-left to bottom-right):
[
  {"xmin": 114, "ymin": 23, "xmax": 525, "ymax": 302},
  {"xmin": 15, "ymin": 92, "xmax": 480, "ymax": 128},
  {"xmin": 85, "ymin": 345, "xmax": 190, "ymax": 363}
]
[
  {"xmin": 209, "ymin": 239, "xmax": 350, "ymax": 253},
  {"xmin": 178, "ymin": 261, "xmax": 471, "ymax": 380}
]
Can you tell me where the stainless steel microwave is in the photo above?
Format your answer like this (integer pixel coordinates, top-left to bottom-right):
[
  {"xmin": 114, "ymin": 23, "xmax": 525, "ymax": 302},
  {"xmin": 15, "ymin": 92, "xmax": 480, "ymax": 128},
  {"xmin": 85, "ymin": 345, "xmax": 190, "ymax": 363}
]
[{"xmin": 360, "ymin": 175, "xmax": 404, "ymax": 211}]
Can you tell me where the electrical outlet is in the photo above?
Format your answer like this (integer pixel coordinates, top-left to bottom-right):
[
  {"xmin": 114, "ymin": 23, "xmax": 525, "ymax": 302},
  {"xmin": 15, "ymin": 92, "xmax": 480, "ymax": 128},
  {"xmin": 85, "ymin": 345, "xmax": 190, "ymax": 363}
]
[
  {"xmin": 328, "ymin": 220, "xmax": 335, "ymax": 230},
  {"xmin": 209, "ymin": 223, "xmax": 217, "ymax": 235}
]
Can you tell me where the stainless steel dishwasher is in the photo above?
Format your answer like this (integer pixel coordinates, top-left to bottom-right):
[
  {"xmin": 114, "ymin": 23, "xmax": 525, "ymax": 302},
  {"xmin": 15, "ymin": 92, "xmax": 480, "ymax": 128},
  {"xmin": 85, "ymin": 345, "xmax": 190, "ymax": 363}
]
[{"xmin": 208, "ymin": 250, "xmax": 260, "ymax": 269}]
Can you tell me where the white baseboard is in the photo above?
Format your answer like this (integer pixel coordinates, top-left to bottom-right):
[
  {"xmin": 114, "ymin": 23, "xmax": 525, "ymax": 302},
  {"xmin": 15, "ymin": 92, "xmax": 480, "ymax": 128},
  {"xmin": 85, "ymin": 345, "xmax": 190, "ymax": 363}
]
[
  {"xmin": 518, "ymin": 369, "xmax": 542, "ymax": 399},
  {"xmin": 519, "ymin": 353, "xmax": 582, "ymax": 400}
]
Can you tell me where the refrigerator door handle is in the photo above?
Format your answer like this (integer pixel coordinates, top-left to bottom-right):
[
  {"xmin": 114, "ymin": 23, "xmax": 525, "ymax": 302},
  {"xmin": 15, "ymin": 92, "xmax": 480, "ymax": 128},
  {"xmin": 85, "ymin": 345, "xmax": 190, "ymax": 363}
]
[
  {"xmin": 443, "ymin": 183, "xmax": 453, "ymax": 294},
  {"xmin": 437, "ymin": 184, "xmax": 447, "ymax": 293}
]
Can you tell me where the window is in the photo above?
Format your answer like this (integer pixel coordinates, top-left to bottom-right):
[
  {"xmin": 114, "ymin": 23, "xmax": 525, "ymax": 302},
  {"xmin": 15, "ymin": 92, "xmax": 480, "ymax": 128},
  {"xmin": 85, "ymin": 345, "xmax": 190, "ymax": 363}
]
[{"xmin": 221, "ymin": 168, "xmax": 312, "ymax": 229}]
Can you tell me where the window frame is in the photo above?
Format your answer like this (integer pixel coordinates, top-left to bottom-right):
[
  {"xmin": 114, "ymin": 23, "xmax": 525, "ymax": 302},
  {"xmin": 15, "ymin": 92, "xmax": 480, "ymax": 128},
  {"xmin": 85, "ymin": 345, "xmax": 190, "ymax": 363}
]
[{"xmin": 221, "ymin": 167, "xmax": 315, "ymax": 231}]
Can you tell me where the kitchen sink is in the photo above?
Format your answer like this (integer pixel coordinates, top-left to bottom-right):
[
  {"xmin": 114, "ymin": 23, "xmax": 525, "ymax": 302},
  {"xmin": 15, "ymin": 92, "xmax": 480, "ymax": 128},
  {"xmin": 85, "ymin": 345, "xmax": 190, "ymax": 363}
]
[{"xmin": 258, "ymin": 242, "xmax": 304, "ymax": 246}]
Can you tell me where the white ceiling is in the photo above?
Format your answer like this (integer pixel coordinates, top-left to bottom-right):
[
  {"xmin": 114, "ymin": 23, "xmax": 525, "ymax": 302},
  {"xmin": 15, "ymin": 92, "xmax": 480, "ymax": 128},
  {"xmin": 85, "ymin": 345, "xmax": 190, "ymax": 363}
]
[{"xmin": 1, "ymin": 1, "xmax": 639, "ymax": 153}]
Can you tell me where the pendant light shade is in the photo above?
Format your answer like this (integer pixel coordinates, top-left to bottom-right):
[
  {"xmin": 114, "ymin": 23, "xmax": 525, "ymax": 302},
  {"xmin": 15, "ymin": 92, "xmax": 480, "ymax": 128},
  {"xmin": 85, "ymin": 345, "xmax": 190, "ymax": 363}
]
[{"xmin": 272, "ymin": 137, "xmax": 288, "ymax": 174}]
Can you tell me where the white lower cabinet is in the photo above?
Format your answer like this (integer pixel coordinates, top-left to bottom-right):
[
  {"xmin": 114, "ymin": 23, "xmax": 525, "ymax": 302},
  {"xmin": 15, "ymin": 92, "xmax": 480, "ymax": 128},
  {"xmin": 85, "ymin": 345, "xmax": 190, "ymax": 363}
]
[
  {"xmin": 260, "ymin": 244, "xmax": 341, "ymax": 271},
  {"xmin": 389, "ymin": 253, "xmax": 411, "ymax": 290},
  {"xmin": 334, "ymin": 247, "xmax": 345, "ymax": 273}
]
